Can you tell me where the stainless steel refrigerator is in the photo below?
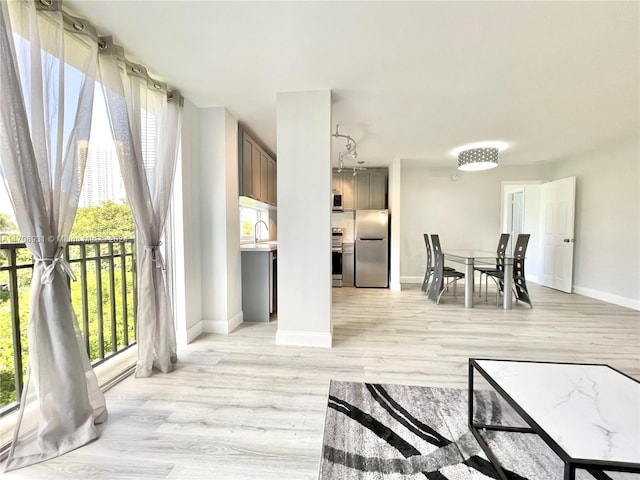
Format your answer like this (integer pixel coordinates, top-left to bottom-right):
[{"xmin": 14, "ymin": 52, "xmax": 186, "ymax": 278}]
[{"xmin": 355, "ymin": 209, "xmax": 389, "ymax": 287}]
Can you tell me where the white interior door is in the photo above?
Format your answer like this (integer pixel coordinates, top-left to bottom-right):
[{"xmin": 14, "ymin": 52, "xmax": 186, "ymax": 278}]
[{"xmin": 540, "ymin": 176, "xmax": 576, "ymax": 293}]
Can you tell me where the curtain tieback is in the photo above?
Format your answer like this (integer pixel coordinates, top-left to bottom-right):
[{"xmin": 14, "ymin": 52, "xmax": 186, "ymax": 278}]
[
  {"xmin": 35, "ymin": 249, "xmax": 77, "ymax": 284},
  {"xmin": 145, "ymin": 244, "xmax": 165, "ymax": 270}
]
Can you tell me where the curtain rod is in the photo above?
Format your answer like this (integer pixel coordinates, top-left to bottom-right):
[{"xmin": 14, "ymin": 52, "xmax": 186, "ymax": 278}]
[{"xmin": 34, "ymin": 0, "xmax": 181, "ymax": 102}]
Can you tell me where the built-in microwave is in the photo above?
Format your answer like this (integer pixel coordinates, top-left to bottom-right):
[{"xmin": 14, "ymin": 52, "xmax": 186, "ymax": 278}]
[{"xmin": 332, "ymin": 192, "xmax": 343, "ymax": 211}]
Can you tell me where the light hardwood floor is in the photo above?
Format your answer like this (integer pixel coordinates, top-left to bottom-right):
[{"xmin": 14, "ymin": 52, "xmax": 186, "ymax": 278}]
[{"xmin": 4, "ymin": 283, "xmax": 640, "ymax": 479}]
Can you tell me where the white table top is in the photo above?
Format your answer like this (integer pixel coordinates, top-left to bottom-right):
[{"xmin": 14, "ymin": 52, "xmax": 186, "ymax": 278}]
[{"xmin": 475, "ymin": 359, "xmax": 640, "ymax": 463}]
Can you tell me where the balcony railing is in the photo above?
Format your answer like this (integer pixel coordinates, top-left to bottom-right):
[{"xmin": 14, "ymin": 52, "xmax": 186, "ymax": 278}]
[{"xmin": 0, "ymin": 239, "xmax": 137, "ymax": 416}]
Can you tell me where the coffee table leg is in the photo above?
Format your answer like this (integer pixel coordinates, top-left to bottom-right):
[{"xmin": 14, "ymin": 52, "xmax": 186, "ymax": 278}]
[
  {"xmin": 564, "ymin": 463, "xmax": 575, "ymax": 480},
  {"xmin": 468, "ymin": 361, "xmax": 474, "ymax": 428},
  {"xmin": 468, "ymin": 361, "xmax": 509, "ymax": 480}
]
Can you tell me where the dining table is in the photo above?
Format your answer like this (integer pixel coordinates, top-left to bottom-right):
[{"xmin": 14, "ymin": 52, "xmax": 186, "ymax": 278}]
[{"xmin": 443, "ymin": 250, "xmax": 514, "ymax": 310}]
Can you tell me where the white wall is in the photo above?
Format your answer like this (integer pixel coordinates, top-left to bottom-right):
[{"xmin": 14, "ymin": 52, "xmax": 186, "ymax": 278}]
[
  {"xmin": 199, "ymin": 107, "xmax": 243, "ymax": 333},
  {"xmin": 172, "ymin": 98, "xmax": 203, "ymax": 344},
  {"xmin": 400, "ymin": 164, "xmax": 551, "ymax": 282},
  {"xmin": 549, "ymin": 137, "xmax": 640, "ymax": 309},
  {"xmin": 276, "ymin": 90, "xmax": 332, "ymax": 347}
]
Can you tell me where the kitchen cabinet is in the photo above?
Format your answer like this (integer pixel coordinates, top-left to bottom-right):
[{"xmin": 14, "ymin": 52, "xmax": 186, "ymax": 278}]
[
  {"xmin": 252, "ymin": 142, "xmax": 261, "ymax": 200},
  {"xmin": 241, "ymin": 247, "xmax": 277, "ymax": 322},
  {"xmin": 241, "ymin": 134, "xmax": 255, "ymax": 199},
  {"xmin": 369, "ymin": 170, "xmax": 387, "ymax": 209},
  {"xmin": 260, "ymin": 151, "xmax": 269, "ymax": 200},
  {"xmin": 239, "ymin": 130, "xmax": 277, "ymax": 206},
  {"xmin": 354, "ymin": 168, "xmax": 388, "ymax": 210},
  {"xmin": 267, "ymin": 157, "xmax": 276, "ymax": 205},
  {"xmin": 355, "ymin": 173, "xmax": 371, "ymax": 210},
  {"xmin": 331, "ymin": 170, "xmax": 356, "ymax": 210}
]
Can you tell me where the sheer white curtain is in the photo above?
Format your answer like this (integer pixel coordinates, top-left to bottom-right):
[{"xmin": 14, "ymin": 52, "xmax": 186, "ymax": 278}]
[
  {"xmin": 0, "ymin": 0, "xmax": 106, "ymax": 471},
  {"xmin": 98, "ymin": 37, "xmax": 182, "ymax": 378}
]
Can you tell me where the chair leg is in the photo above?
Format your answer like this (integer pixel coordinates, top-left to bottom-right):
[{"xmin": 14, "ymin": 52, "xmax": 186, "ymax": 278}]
[
  {"xmin": 436, "ymin": 285, "xmax": 445, "ymax": 304},
  {"xmin": 485, "ymin": 276, "xmax": 501, "ymax": 306},
  {"xmin": 485, "ymin": 276, "xmax": 489, "ymax": 302}
]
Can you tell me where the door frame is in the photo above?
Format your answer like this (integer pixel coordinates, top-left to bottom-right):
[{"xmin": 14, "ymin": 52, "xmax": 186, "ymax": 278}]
[{"xmin": 500, "ymin": 181, "xmax": 544, "ymax": 284}]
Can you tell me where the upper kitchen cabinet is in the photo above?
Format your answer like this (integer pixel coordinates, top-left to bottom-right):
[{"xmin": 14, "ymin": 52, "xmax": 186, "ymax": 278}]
[
  {"xmin": 239, "ymin": 129, "xmax": 277, "ymax": 206},
  {"xmin": 369, "ymin": 169, "xmax": 387, "ymax": 209},
  {"xmin": 333, "ymin": 168, "xmax": 387, "ymax": 210},
  {"xmin": 354, "ymin": 168, "xmax": 387, "ymax": 210},
  {"xmin": 267, "ymin": 156, "xmax": 276, "ymax": 205},
  {"xmin": 331, "ymin": 170, "xmax": 355, "ymax": 210},
  {"xmin": 240, "ymin": 133, "xmax": 255, "ymax": 199}
]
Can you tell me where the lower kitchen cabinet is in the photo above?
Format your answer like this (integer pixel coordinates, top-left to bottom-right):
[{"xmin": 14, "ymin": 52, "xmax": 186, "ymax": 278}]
[{"xmin": 241, "ymin": 249, "xmax": 277, "ymax": 322}]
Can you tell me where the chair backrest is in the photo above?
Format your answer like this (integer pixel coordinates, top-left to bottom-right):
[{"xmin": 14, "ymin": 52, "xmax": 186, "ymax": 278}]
[
  {"xmin": 512, "ymin": 234, "xmax": 532, "ymax": 306},
  {"xmin": 423, "ymin": 233, "xmax": 432, "ymax": 273},
  {"xmin": 427, "ymin": 250, "xmax": 444, "ymax": 302},
  {"xmin": 513, "ymin": 234, "xmax": 530, "ymax": 259},
  {"xmin": 497, "ymin": 233, "xmax": 510, "ymax": 257},
  {"xmin": 431, "ymin": 234, "xmax": 443, "ymax": 257}
]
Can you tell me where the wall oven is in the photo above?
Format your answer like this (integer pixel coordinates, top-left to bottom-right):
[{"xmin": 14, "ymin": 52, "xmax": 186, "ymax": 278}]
[{"xmin": 332, "ymin": 228, "xmax": 343, "ymax": 287}]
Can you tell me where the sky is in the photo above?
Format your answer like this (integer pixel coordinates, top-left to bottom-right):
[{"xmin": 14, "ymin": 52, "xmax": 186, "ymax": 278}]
[{"xmin": 0, "ymin": 69, "xmax": 116, "ymax": 227}]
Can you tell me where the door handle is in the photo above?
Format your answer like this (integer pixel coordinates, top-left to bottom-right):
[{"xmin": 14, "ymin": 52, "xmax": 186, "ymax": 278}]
[{"xmin": 563, "ymin": 238, "xmax": 575, "ymax": 243}]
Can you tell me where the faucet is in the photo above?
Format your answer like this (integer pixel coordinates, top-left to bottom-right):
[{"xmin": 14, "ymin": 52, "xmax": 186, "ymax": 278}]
[{"xmin": 254, "ymin": 220, "xmax": 269, "ymax": 245}]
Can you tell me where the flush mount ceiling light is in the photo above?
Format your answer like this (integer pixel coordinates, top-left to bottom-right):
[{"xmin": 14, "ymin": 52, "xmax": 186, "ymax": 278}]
[
  {"xmin": 333, "ymin": 124, "xmax": 365, "ymax": 175},
  {"xmin": 457, "ymin": 147, "xmax": 499, "ymax": 171}
]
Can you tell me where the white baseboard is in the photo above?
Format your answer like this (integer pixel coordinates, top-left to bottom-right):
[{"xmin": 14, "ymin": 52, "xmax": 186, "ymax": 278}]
[
  {"xmin": 573, "ymin": 286, "xmax": 640, "ymax": 311},
  {"xmin": 177, "ymin": 321, "xmax": 203, "ymax": 344},
  {"xmin": 228, "ymin": 311, "xmax": 243, "ymax": 333},
  {"xmin": 276, "ymin": 329, "xmax": 332, "ymax": 348},
  {"xmin": 202, "ymin": 311, "xmax": 244, "ymax": 334},
  {"xmin": 389, "ymin": 281, "xmax": 402, "ymax": 291}
]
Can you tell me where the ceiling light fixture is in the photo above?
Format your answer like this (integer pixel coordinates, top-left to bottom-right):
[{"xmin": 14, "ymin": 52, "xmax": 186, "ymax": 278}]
[
  {"xmin": 333, "ymin": 124, "xmax": 365, "ymax": 175},
  {"xmin": 457, "ymin": 147, "xmax": 499, "ymax": 171}
]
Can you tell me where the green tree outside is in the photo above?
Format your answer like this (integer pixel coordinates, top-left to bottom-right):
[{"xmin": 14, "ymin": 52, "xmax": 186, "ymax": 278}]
[
  {"xmin": 0, "ymin": 202, "xmax": 135, "ymax": 408},
  {"xmin": 71, "ymin": 201, "xmax": 134, "ymax": 240}
]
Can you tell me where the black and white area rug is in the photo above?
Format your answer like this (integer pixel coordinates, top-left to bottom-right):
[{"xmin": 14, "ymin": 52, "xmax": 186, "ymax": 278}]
[{"xmin": 320, "ymin": 381, "xmax": 637, "ymax": 480}]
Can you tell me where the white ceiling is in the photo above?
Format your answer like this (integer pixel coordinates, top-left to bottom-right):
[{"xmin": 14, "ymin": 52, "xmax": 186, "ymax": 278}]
[{"xmin": 65, "ymin": 1, "xmax": 639, "ymax": 169}]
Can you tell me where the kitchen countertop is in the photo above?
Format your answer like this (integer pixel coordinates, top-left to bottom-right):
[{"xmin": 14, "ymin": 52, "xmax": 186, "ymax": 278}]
[{"xmin": 240, "ymin": 241, "xmax": 277, "ymax": 252}]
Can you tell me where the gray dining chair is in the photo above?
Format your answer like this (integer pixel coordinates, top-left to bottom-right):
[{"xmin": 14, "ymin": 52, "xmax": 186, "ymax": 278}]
[
  {"xmin": 485, "ymin": 233, "xmax": 532, "ymax": 308},
  {"xmin": 474, "ymin": 233, "xmax": 510, "ymax": 300},
  {"xmin": 422, "ymin": 233, "xmax": 455, "ymax": 293},
  {"xmin": 428, "ymin": 234, "xmax": 465, "ymax": 303}
]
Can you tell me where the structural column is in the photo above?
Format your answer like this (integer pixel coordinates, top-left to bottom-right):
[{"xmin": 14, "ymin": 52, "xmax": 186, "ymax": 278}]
[
  {"xmin": 388, "ymin": 158, "xmax": 402, "ymax": 291},
  {"xmin": 199, "ymin": 107, "xmax": 243, "ymax": 334},
  {"xmin": 276, "ymin": 90, "xmax": 332, "ymax": 348}
]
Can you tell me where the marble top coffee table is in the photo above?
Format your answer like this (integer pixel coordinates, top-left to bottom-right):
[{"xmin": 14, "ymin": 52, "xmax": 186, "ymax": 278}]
[{"xmin": 468, "ymin": 358, "xmax": 640, "ymax": 480}]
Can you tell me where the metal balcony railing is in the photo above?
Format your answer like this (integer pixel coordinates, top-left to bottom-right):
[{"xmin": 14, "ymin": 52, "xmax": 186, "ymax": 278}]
[{"xmin": 0, "ymin": 239, "xmax": 137, "ymax": 416}]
